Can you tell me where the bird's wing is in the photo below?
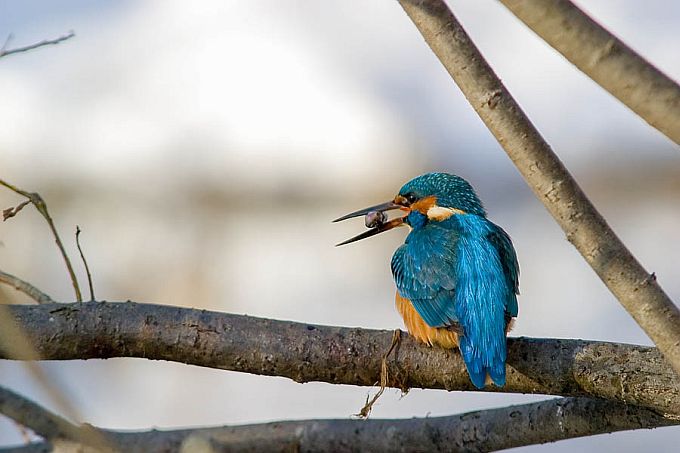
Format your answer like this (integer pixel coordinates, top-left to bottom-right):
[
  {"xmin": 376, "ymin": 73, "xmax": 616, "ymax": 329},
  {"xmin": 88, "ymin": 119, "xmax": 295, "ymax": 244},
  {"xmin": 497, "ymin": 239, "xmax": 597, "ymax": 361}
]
[
  {"xmin": 391, "ymin": 231, "xmax": 459, "ymax": 328},
  {"xmin": 487, "ymin": 223, "xmax": 520, "ymax": 317}
]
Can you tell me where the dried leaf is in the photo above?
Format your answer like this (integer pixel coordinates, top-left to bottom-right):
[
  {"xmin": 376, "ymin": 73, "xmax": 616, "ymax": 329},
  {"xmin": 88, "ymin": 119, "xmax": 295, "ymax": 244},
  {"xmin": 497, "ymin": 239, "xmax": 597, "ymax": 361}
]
[{"xmin": 2, "ymin": 200, "xmax": 30, "ymax": 221}]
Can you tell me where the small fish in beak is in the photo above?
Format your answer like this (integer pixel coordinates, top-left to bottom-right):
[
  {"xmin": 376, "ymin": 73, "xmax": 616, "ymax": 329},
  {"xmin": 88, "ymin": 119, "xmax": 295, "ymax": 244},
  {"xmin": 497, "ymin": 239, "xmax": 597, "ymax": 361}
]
[
  {"xmin": 365, "ymin": 210, "xmax": 387, "ymax": 229},
  {"xmin": 334, "ymin": 200, "xmax": 408, "ymax": 246}
]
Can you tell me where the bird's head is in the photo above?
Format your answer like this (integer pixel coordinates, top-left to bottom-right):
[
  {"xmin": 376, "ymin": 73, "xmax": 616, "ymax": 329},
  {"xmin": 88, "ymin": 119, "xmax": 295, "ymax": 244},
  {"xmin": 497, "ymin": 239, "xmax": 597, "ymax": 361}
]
[{"xmin": 334, "ymin": 172, "xmax": 485, "ymax": 246}]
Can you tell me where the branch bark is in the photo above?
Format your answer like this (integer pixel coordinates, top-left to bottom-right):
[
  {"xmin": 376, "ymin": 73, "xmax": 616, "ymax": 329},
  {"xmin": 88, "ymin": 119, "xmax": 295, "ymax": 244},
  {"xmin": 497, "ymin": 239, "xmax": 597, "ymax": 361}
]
[
  {"xmin": 397, "ymin": 0, "xmax": 680, "ymax": 377},
  {"xmin": 2, "ymin": 302, "xmax": 679, "ymax": 416},
  {"xmin": 1, "ymin": 385, "xmax": 676, "ymax": 453},
  {"xmin": 498, "ymin": 0, "xmax": 680, "ymax": 145}
]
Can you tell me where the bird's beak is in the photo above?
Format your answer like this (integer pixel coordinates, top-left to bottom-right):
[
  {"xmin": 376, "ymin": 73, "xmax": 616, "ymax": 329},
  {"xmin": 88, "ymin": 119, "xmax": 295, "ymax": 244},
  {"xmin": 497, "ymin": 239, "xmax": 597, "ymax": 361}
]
[{"xmin": 333, "ymin": 200, "xmax": 407, "ymax": 246}]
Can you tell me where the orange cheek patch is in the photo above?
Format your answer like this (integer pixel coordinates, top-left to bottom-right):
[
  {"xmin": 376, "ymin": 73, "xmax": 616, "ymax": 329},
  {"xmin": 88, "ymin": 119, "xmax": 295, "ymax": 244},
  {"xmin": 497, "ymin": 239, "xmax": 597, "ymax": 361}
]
[{"xmin": 411, "ymin": 195, "xmax": 437, "ymax": 215}]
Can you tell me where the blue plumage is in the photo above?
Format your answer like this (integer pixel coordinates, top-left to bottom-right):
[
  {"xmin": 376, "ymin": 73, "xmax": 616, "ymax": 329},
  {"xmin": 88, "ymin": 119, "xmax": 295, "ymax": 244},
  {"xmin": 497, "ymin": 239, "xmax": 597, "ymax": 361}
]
[
  {"xmin": 391, "ymin": 173, "xmax": 519, "ymax": 388},
  {"xmin": 335, "ymin": 172, "xmax": 519, "ymax": 388},
  {"xmin": 451, "ymin": 215, "xmax": 515, "ymax": 387}
]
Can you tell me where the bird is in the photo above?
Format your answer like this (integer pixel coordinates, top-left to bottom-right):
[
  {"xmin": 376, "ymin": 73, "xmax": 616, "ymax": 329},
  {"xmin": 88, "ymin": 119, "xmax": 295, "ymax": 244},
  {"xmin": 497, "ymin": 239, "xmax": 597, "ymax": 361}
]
[{"xmin": 334, "ymin": 172, "xmax": 519, "ymax": 388}]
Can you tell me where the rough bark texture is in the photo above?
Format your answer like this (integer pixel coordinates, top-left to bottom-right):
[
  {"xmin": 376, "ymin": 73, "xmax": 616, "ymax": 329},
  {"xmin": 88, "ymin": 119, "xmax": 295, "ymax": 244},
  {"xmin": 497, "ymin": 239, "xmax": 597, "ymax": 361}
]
[
  {"xmin": 2, "ymin": 302, "xmax": 679, "ymax": 416},
  {"xmin": 499, "ymin": 0, "xmax": 680, "ymax": 145},
  {"xmin": 1, "ymin": 384, "xmax": 676, "ymax": 453},
  {"xmin": 397, "ymin": 0, "xmax": 680, "ymax": 377}
]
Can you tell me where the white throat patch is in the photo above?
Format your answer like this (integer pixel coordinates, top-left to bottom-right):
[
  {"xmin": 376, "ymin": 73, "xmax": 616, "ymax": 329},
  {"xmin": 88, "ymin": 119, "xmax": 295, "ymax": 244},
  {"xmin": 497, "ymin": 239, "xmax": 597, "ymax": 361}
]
[{"xmin": 426, "ymin": 206, "xmax": 465, "ymax": 220}]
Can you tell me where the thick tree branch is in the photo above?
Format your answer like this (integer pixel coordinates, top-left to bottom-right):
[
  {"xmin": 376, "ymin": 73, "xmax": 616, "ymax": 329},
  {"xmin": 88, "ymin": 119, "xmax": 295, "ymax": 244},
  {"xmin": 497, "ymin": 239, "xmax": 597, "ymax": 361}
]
[
  {"xmin": 397, "ymin": 0, "xmax": 680, "ymax": 377},
  {"xmin": 2, "ymin": 302, "xmax": 679, "ymax": 416},
  {"xmin": 498, "ymin": 0, "xmax": 680, "ymax": 145},
  {"xmin": 0, "ymin": 32, "xmax": 75, "ymax": 59},
  {"xmin": 1, "ymin": 385, "xmax": 676, "ymax": 453}
]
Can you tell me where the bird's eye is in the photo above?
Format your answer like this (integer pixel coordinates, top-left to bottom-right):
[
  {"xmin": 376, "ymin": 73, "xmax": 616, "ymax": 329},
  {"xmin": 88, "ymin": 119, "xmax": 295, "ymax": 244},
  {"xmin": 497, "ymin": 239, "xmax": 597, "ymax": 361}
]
[{"xmin": 404, "ymin": 193, "xmax": 418, "ymax": 204}]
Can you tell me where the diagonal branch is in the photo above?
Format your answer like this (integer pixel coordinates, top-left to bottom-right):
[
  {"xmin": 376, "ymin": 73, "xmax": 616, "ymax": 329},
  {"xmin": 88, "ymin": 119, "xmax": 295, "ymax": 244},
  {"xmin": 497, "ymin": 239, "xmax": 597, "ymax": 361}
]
[
  {"xmin": 3, "ymin": 302, "xmax": 680, "ymax": 416},
  {"xmin": 498, "ymin": 0, "xmax": 680, "ymax": 145},
  {"xmin": 0, "ymin": 385, "xmax": 676, "ymax": 452},
  {"xmin": 397, "ymin": 0, "xmax": 680, "ymax": 377},
  {"xmin": 0, "ymin": 386, "xmax": 90, "ymax": 446},
  {"xmin": 0, "ymin": 271, "xmax": 55, "ymax": 304},
  {"xmin": 0, "ymin": 31, "xmax": 75, "ymax": 59}
]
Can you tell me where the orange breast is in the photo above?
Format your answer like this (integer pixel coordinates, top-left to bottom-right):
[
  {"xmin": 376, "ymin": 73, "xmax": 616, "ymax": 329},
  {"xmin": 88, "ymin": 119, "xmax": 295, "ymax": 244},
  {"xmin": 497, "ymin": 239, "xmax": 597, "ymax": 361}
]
[{"xmin": 395, "ymin": 292, "xmax": 459, "ymax": 349}]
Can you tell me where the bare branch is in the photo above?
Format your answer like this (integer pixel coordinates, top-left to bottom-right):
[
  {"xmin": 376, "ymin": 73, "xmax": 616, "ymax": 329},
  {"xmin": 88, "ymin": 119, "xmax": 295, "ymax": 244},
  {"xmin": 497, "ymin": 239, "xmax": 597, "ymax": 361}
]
[
  {"xmin": 498, "ymin": 0, "xmax": 680, "ymax": 146},
  {"xmin": 0, "ymin": 386, "xmax": 87, "ymax": 444},
  {"xmin": 75, "ymin": 226, "xmax": 95, "ymax": 301},
  {"xmin": 0, "ymin": 305, "xmax": 113, "ymax": 451},
  {"xmin": 0, "ymin": 443, "xmax": 50, "ymax": 453},
  {"xmin": 0, "ymin": 384, "xmax": 676, "ymax": 452},
  {"xmin": 3, "ymin": 302, "xmax": 680, "ymax": 416},
  {"xmin": 397, "ymin": 0, "xmax": 680, "ymax": 377},
  {"xmin": 0, "ymin": 31, "xmax": 75, "ymax": 59},
  {"xmin": 0, "ymin": 271, "xmax": 55, "ymax": 304},
  {"xmin": 0, "ymin": 179, "xmax": 82, "ymax": 301},
  {"xmin": 116, "ymin": 398, "xmax": 680, "ymax": 451}
]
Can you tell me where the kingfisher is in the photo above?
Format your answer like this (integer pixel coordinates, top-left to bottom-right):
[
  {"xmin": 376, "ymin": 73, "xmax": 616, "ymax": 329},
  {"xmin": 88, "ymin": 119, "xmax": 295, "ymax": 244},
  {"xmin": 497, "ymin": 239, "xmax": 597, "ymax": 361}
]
[{"xmin": 334, "ymin": 172, "xmax": 519, "ymax": 388}]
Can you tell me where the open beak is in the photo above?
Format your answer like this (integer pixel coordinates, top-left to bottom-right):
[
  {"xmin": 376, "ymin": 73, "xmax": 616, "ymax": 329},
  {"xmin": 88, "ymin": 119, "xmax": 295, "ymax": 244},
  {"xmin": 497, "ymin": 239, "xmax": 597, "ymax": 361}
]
[{"xmin": 333, "ymin": 200, "xmax": 406, "ymax": 246}]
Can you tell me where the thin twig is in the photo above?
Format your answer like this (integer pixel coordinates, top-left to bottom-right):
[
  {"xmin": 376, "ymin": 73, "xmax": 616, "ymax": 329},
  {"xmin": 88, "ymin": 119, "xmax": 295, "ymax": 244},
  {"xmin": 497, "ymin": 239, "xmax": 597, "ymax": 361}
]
[
  {"xmin": 0, "ymin": 386, "xmax": 676, "ymax": 452},
  {"xmin": 0, "ymin": 31, "xmax": 75, "ymax": 59},
  {"xmin": 0, "ymin": 179, "xmax": 82, "ymax": 301},
  {"xmin": 498, "ymin": 0, "xmax": 680, "ymax": 146},
  {"xmin": 0, "ymin": 34, "xmax": 14, "ymax": 54},
  {"xmin": 75, "ymin": 226, "xmax": 95, "ymax": 301},
  {"xmin": 357, "ymin": 329, "xmax": 401, "ymax": 418},
  {"xmin": 398, "ymin": 0, "xmax": 680, "ymax": 377},
  {"xmin": 0, "ymin": 271, "xmax": 55, "ymax": 304},
  {"xmin": 5, "ymin": 301, "xmax": 680, "ymax": 416}
]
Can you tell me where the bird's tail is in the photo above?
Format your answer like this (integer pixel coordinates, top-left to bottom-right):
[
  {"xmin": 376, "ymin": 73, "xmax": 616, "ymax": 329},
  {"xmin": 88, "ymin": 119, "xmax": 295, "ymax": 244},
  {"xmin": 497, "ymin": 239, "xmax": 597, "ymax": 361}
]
[{"xmin": 459, "ymin": 334, "xmax": 506, "ymax": 389}]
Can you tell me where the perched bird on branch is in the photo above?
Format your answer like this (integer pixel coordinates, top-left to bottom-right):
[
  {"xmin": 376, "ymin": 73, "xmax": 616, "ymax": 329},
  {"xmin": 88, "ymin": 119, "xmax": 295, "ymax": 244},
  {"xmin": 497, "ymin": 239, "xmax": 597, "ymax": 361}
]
[{"xmin": 335, "ymin": 173, "xmax": 519, "ymax": 388}]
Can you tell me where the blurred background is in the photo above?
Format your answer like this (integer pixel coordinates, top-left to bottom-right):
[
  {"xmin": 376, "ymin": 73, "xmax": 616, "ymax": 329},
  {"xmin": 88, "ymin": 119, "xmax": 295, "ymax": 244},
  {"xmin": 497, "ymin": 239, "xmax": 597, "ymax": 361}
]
[{"xmin": 1, "ymin": 0, "xmax": 679, "ymax": 450}]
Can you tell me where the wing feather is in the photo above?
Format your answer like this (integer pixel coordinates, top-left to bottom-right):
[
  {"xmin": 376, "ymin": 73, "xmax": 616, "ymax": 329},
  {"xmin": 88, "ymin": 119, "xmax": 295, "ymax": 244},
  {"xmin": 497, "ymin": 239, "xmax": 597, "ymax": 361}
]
[
  {"xmin": 486, "ymin": 224, "xmax": 519, "ymax": 317},
  {"xmin": 391, "ymin": 225, "xmax": 459, "ymax": 327}
]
